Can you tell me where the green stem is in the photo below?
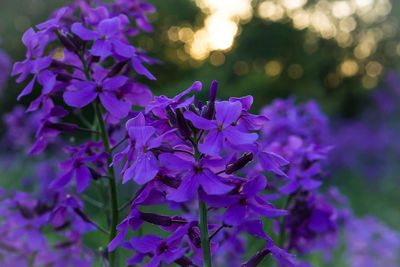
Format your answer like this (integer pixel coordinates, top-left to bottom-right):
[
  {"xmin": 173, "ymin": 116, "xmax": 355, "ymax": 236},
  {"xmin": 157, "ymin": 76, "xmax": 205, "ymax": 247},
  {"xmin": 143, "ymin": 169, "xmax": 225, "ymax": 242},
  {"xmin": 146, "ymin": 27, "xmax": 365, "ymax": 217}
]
[
  {"xmin": 193, "ymin": 142, "xmax": 212, "ymax": 267},
  {"xmin": 198, "ymin": 198, "xmax": 212, "ymax": 267},
  {"xmin": 278, "ymin": 194, "xmax": 294, "ymax": 248},
  {"xmin": 94, "ymin": 102, "xmax": 119, "ymax": 267}
]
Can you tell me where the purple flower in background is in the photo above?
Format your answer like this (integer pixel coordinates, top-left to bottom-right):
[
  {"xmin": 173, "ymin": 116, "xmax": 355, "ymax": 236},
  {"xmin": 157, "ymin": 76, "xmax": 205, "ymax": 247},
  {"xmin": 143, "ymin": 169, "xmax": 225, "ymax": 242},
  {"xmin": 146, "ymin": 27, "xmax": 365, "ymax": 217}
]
[
  {"xmin": 49, "ymin": 143, "xmax": 108, "ymax": 192},
  {"xmin": 344, "ymin": 216, "xmax": 400, "ymax": 267}
]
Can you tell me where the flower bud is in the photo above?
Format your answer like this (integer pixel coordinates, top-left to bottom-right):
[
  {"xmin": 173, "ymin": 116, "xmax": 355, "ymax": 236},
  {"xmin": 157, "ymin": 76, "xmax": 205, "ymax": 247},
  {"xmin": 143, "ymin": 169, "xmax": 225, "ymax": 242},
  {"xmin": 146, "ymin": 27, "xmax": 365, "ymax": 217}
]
[
  {"xmin": 241, "ymin": 249, "xmax": 270, "ymax": 267},
  {"xmin": 175, "ymin": 108, "xmax": 191, "ymax": 138},
  {"xmin": 56, "ymin": 72, "xmax": 74, "ymax": 82},
  {"xmin": 46, "ymin": 122, "xmax": 78, "ymax": 134},
  {"xmin": 73, "ymin": 208, "xmax": 91, "ymax": 223},
  {"xmin": 225, "ymin": 152, "xmax": 254, "ymax": 174},
  {"xmin": 166, "ymin": 106, "xmax": 177, "ymax": 127},
  {"xmin": 16, "ymin": 202, "xmax": 35, "ymax": 219},
  {"xmin": 202, "ymin": 101, "xmax": 215, "ymax": 120},
  {"xmin": 107, "ymin": 61, "xmax": 130, "ymax": 78},
  {"xmin": 188, "ymin": 104, "xmax": 200, "ymax": 115},
  {"xmin": 51, "ymin": 60, "xmax": 70, "ymax": 69},
  {"xmin": 157, "ymin": 174, "xmax": 181, "ymax": 189},
  {"xmin": 139, "ymin": 212, "xmax": 172, "ymax": 226},
  {"xmin": 34, "ymin": 200, "xmax": 53, "ymax": 215},
  {"xmin": 209, "ymin": 80, "xmax": 218, "ymax": 102},
  {"xmin": 188, "ymin": 226, "xmax": 201, "ymax": 248},
  {"xmin": 56, "ymin": 31, "xmax": 78, "ymax": 52},
  {"xmin": 153, "ymin": 144, "xmax": 174, "ymax": 153},
  {"xmin": 175, "ymin": 256, "xmax": 193, "ymax": 267},
  {"xmin": 88, "ymin": 167, "xmax": 102, "ymax": 180}
]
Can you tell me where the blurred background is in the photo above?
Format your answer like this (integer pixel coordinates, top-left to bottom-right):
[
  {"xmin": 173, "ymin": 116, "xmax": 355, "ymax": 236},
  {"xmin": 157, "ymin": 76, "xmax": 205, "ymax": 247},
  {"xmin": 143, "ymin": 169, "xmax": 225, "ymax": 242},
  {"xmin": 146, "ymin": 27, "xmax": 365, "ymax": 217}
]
[{"xmin": 0, "ymin": 0, "xmax": 399, "ymax": 266}]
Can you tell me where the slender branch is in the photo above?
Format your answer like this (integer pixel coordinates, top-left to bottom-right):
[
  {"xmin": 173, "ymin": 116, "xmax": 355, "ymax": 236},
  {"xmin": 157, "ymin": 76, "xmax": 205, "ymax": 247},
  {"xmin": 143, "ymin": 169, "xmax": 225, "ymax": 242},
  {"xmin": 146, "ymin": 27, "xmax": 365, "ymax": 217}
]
[
  {"xmin": 89, "ymin": 218, "xmax": 110, "ymax": 235},
  {"xmin": 77, "ymin": 113, "xmax": 92, "ymax": 129},
  {"xmin": 173, "ymin": 149, "xmax": 194, "ymax": 156},
  {"xmin": 215, "ymin": 170, "xmax": 225, "ymax": 175},
  {"xmin": 111, "ymin": 137, "xmax": 128, "ymax": 152},
  {"xmin": 209, "ymin": 225, "xmax": 225, "ymax": 241},
  {"xmin": 278, "ymin": 194, "xmax": 294, "ymax": 248},
  {"xmin": 81, "ymin": 194, "xmax": 106, "ymax": 209},
  {"xmin": 77, "ymin": 127, "xmax": 100, "ymax": 134}
]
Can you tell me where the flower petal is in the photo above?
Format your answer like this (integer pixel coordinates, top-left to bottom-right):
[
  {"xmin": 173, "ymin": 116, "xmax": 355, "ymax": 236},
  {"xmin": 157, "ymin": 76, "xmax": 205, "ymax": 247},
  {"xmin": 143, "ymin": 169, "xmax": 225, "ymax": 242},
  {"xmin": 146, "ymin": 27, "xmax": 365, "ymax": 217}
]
[
  {"xmin": 63, "ymin": 88, "xmax": 97, "ymax": 108},
  {"xmin": 99, "ymin": 91, "xmax": 131, "ymax": 118},
  {"xmin": 108, "ymin": 222, "xmax": 129, "ymax": 251},
  {"xmin": 223, "ymin": 204, "xmax": 246, "ymax": 226},
  {"xmin": 103, "ymin": 76, "xmax": 128, "ymax": 90},
  {"xmin": 197, "ymin": 170, "xmax": 233, "ymax": 195},
  {"xmin": 198, "ymin": 130, "xmax": 223, "ymax": 156},
  {"xmin": 129, "ymin": 235, "xmax": 162, "ymax": 253},
  {"xmin": 71, "ymin": 22, "xmax": 101, "ymax": 40},
  {"xmin": 242, "ymin": 174, "xmax": 267, "ymax": 197},
  {"xmin": 223, "ymin": 127, "xmax": 258, "ymax": 145},
  {"xmin": 128, "ymin": 126, "xmax": 155, "ymax": 148},
  {"xmin": 167, "ymin": 172, "xmax": 199, "ymax": 202},
  {"xmin": 99, "ymin": 17, "xmax": 120, "ymax": 37},
  {"xmin": 131, "ymin": 58, "xmax": 156, "ymax": 80},
  {"xmin": 158, "ymin": 153, "xmax": 193, "ymax": 171},
  {"xmin": 89, "ymin": 40, "xmax": 112, "ymax": 58},
  {"xmin": 215, "ymin": 101, "xmax": 242, "ymax": 127},
  {"xmin": 76, "ymin": 165, "xmax": 92, "ymax": 193},
  {"xmin": 17, "ymin": 77, "xmax": 35, "ymax": 100},
  {"xmin": 49, "ymin": 170, "xmax": 74, "ymax": 189},
  {"xmin": 184, "ymin": 111, "xmax": 216, "ymax": 130}
]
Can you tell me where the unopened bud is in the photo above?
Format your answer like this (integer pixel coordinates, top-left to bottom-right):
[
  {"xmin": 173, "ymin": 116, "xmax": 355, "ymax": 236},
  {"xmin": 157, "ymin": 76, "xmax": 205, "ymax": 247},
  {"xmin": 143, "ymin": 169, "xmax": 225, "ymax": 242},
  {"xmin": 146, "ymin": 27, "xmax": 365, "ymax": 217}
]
[
  {"xmin": 157, "ymin": 175, "xmax": 181, "ymax": 189},
  {"xmin": 175, "ymin": 108, "xmax": 191, "ymax": 138},
  {"xmin": 46, "ymin": 122, "xmax": 78, "ymax": 134},
  {"xmin": 188, "ymin": 227, "xmax": 201, "ymax": 248},
  {"xmin": 139, "ymin": 212, "xmax": 172, "ymax": 227},
  {"xmin": 166, "ymin": 106, "xmax": 177, "ymax": 127},
  {"xmin": 56, "ymin": 72, "xmax": 74, "ymax": 82},
  {"xmin": 51, "ymin": 60, "xmax": 69, "ymax": 69},
  {"xmin": 88, "ymin": 167, "xmax": 102, "ymax": 180},
  {"xmin": 73, "ymin": 208, "xmax": 91, "ymax": 223},
  {"xmin": 175, "ymin": 256, "xmax": 193, "ymax": 267},
  {"xmin": 188, "ymin": 104, "xmax": 200, "ymax": 115},
  {"xmin": 202, "ymin": 101, "xmax": 215, "ymax": 120},
  {"xmin": 225, "ymin": 152, "xmax": 254, "ymax": 174},
  {"xmin": 56, "ymin": 31, "xmax": 78, "ymax": 52},
  {"xmin": 241, "ymin": 249, "xmax": 270, "ymax": 267},
  {"xmin": 17, "ymin": 202, "xmax": 35, "ymax": 219},
  {"xmin": 209, "ymin": 80, "xmax": 218, "ymax": 102},
  {"xmin": 107, "ymin": 61, "xmax": 130, "ymax": 78}
]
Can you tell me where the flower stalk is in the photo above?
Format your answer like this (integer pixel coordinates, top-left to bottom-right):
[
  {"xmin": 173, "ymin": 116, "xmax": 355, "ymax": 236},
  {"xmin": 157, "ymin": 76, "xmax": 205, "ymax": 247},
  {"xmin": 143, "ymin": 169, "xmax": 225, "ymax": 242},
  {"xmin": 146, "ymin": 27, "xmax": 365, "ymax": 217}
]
[{"xmin": 94, "ymin": 102, "xmax": 119, "ymax": 267}]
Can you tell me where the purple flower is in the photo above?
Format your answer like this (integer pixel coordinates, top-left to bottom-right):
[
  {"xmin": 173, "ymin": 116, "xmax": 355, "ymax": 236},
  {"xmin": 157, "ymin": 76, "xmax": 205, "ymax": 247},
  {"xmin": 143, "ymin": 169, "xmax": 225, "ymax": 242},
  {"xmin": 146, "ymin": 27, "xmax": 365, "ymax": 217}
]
[
  {"xmin": 64, "ymin": 73, "xmax": 131, "ymax": 118},
  {"xmin": 201, "ymin": 175, "xmax": 287, "ymax": 225},
  {"xmin": 122, "ymin": 224, "xmax": 191, "ymax": 266},
  {"xmin": 184, "ymin": 101, "xmax": 258, "ymax": 156},
  {"xmin": 159, "ymin": 153, "xmax": 234, "ymax": 202},
  {"xmin": 145, "ymin": 81, "xmax": 202, "ymax": 117},
  {"xmin": 49, "ymin": 144, "xmax": 108, "ymax": 193}
]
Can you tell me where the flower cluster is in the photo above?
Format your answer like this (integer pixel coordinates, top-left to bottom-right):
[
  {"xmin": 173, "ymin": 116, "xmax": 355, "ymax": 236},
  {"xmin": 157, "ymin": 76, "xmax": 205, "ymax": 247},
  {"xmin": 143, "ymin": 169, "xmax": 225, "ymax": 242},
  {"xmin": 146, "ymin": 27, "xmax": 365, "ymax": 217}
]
[
  {"xmin": 3, "ymin": 0, "xmax": 400, "ymax": 266},
  {"xmin": 0, "ymin": 162, "xmax": 93, "ymax": 266},
  {"xmin": 106, "ymin": 81, "xmax": 296, "ymax": 266}
]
